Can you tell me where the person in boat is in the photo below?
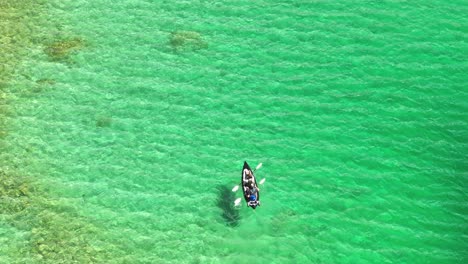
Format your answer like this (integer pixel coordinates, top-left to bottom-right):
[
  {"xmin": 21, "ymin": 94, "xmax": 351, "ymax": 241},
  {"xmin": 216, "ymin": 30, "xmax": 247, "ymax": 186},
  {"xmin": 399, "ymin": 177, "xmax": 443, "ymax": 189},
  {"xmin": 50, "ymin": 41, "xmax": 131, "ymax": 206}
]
[
  {"xmin": 249, "ymin": 184, "xmax": 257, "ymax": 195},
  {"xmin": 245, "ymin": 172, "xmax": 257, "ymax": 189},
  {"xmin": 244, "ymin": 185, "xmax": 250, "ymax": 196},
  {"xmin": 244, "ymin": 169, "xmax": 253, "ymax": 183},
  {"xmin": 248, "ymin": 182, "xmax": 260, "ymax": 193}
]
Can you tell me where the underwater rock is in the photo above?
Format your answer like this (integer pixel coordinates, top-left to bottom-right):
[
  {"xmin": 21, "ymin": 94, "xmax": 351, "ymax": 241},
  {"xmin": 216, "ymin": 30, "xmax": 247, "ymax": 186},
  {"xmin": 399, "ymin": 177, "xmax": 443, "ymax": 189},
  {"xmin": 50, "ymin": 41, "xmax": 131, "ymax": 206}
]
[{"xmin": 169, "ymin": 31, "xmax": 207, "ymax": 52}]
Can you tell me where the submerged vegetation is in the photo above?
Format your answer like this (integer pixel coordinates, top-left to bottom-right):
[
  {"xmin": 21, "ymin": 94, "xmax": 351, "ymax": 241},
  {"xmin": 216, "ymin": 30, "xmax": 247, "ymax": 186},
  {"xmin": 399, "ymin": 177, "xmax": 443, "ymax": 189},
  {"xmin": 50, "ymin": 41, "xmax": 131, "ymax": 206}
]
[
  {"xmin": 169, "ymin": 31, "xmax": 208, "ymax": 52},
  {"xmin": 26, "ymin": 79, "xmax": 57, "ymax": 95},
  {"xmin": 0, "ymin": 2, "xmax": 104, "ymax": 263},
  {"xmin": 35, "ymin": 79, "xmax": 56, "ymax": 86},
  {"xmin": 0, "ymin": 170, "xmax": 105, "ymax": 263},
  {"xmin": 96, "ymin": 116, "xmax": 112, "ymax": 128},
  {"xmin": 0, "ymin": 170, "xmax": 31, "ymax": 214},
  {"xmin": 30, "ymin": 208, "xmax": 101, "ymax": 263},
  {"xmin": 270, "ymin": 209, "xmax": 298, "ymax": 234},
  {"xmin": 44, "ymin": 38, "xmax": 86, "ymax": 61},
  {"xmin": 0, "ymin": 91, "xmax": 8, "ymax": 139}
]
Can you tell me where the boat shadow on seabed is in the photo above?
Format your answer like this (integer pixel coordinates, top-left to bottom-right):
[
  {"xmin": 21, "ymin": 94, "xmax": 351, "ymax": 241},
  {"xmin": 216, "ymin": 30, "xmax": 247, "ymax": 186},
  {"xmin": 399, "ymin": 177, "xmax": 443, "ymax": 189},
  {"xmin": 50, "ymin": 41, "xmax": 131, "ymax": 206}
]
[{"xmin": 216, "ymin": 185, "xmax": 240, "ymax": 227}]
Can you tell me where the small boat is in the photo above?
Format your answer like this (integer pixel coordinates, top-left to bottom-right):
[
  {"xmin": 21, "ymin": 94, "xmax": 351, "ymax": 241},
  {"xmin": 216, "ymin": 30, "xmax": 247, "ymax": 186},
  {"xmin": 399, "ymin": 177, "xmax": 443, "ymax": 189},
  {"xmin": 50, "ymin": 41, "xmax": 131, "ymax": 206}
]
[{"xmin": 241, "ymin": 161, "xmax": 260, "ymax": 209}]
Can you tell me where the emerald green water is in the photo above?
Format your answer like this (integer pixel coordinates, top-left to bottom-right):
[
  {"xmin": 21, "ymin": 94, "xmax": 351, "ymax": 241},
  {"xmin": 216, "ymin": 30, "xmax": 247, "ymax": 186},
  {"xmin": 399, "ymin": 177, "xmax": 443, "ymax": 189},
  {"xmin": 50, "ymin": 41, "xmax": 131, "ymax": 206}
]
[{"xmin": 1, "ymin": 0, "xmax": 467, "ymax": 263}]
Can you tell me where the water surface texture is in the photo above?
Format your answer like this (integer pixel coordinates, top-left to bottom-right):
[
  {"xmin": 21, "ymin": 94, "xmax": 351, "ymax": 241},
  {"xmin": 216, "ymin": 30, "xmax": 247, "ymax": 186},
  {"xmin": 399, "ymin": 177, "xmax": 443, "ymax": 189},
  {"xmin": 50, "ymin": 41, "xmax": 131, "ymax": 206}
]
[{"xmin": 1, "ymin": 0, "xmax": 467, "ymax": 263}]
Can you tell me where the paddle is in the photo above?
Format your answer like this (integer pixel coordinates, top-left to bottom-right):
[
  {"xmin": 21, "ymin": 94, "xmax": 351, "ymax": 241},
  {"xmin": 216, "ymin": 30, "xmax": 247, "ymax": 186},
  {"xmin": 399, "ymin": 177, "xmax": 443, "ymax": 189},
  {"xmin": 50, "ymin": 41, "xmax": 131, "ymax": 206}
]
[{"xmin": 255, "ymin": 163, "xmax": 263, "ymax": 171}]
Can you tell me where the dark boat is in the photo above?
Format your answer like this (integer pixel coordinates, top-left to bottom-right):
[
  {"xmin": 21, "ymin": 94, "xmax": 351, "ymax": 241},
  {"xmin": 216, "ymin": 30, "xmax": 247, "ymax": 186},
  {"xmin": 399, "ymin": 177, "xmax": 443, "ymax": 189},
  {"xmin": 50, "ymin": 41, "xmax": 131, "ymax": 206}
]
[{"xmin": 241, "ymin": 161, "xmax": 260, "ymax": 209}]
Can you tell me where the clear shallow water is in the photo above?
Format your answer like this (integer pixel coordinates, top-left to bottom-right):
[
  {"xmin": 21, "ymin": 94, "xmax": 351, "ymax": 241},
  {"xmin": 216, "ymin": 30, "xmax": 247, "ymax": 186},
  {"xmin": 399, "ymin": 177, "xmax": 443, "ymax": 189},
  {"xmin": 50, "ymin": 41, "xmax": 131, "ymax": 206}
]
[{"xmin": 0, "ymin": 0, "xmax": 467, "ymax": 263}]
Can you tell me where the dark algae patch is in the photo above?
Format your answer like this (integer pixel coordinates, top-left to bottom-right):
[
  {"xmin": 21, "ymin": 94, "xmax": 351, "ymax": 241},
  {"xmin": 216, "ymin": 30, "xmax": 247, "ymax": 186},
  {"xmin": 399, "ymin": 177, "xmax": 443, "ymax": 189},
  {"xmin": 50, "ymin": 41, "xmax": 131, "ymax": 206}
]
[
  {"xmin": 44, "ymin": 38, "xmax": 86, "ymax": 61},
  {"xmin": 96, "ymin": 116, "xmax": 113, "ymax": 128},
  {"xmin": 169, "ymin": 31, "xmax": 208, "ymax": 52},
  {"xmin": 36, "ymin": 79, "xmax": 56, "ymax": 86},
  {"xmin": 27, "ymin": 79, "xmax": 56, "ymax": 94}
]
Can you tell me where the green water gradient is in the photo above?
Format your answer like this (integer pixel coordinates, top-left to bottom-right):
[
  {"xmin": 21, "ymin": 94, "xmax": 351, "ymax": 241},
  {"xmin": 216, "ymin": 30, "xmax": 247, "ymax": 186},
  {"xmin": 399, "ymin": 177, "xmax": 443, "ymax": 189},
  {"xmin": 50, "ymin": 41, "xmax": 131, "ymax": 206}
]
[
  {"xmin": 1, "ymin": 1, "xmax": 109, "ymax": 263},
  {"xmin": 1, "ymin": 0, "xmax": 467, "ymax": 263}
]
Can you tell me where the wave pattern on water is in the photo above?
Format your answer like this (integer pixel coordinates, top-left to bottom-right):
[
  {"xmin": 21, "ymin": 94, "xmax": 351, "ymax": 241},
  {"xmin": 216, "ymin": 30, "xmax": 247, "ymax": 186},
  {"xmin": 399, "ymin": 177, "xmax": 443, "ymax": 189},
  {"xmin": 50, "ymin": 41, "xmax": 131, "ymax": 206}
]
[{"xmin": 1, "ymin": 0, "xmax": 467, "ymax": 263}]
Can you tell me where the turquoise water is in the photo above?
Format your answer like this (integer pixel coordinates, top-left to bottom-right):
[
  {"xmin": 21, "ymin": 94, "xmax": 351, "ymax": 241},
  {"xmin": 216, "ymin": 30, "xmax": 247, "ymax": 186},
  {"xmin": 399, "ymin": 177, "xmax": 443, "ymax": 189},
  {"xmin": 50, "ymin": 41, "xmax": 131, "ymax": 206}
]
[{"xmin": 1, "ymin": 0, "xmax": 467, "ymax": 263}]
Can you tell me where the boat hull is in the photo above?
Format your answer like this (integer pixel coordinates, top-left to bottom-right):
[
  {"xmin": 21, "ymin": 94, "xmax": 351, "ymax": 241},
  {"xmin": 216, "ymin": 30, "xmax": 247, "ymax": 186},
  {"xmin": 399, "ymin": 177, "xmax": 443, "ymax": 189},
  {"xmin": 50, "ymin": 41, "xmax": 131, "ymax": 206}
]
[{"xmin": 241, "ymin": 161, "xmax": 260, "ymax": 209}]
